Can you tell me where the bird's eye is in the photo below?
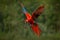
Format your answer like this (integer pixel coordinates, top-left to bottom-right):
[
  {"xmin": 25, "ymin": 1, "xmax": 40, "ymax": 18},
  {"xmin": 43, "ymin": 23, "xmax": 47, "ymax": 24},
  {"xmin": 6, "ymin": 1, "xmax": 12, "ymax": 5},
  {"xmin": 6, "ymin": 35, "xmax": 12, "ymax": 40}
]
[{"xmin": 26, "ymin": 20, "xmax": 28, "ymax": 22}]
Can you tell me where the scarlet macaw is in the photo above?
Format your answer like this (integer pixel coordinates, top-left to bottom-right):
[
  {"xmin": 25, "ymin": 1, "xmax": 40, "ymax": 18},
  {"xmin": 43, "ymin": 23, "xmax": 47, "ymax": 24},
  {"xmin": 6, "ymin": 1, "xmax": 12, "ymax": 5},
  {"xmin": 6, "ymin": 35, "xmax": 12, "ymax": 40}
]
[{"xmin": 20, "ymin": 3, "xmax": 44, "ymax": 36}]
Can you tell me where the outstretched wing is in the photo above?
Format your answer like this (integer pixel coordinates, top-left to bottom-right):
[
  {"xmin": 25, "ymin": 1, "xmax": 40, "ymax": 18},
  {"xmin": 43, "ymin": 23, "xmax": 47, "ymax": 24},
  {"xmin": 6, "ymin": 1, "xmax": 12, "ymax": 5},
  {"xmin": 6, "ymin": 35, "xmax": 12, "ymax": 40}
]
[
  {"xmin": 31, "ymin": 23, "xmax": 42, "ymax": 36},
  {"xmin": 32, "ymin": 5, "xmax": 44, "ymax": 20}
]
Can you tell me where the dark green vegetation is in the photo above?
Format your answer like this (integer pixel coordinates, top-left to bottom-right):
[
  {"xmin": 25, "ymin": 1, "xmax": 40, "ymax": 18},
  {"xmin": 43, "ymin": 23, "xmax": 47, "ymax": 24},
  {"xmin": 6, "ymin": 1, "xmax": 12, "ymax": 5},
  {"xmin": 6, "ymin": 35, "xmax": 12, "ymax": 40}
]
[{"xmin": 0, "ymin": 0, "xmax": 60, "ymax": 40}]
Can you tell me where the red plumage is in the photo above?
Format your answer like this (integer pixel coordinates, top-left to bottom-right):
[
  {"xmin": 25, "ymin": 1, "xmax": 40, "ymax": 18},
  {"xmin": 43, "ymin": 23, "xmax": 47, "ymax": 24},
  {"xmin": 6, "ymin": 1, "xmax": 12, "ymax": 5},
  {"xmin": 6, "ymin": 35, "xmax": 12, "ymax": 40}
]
[
  {"xmin": 31, "ymin": 23, "xmax": 42, "ymax": 36},
  {"xmin": 32, "ymin": 5, "xmax": 44, "ymax": 20},
  {"xmin": 19, "ymin": 2, "xmax": 44, "ymax": 36},
  {"xmin": 25, "ymin": 13, "xmax": 42, "ymax": 36}
]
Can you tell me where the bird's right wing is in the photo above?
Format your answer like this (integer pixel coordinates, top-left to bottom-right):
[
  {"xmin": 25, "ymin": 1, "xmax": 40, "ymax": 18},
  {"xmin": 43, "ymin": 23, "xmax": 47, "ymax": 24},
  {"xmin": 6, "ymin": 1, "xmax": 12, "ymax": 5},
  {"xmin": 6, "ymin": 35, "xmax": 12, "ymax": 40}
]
[{"xmin": 31, "ymin": 23, "xmax": 42, "ymax": 36}]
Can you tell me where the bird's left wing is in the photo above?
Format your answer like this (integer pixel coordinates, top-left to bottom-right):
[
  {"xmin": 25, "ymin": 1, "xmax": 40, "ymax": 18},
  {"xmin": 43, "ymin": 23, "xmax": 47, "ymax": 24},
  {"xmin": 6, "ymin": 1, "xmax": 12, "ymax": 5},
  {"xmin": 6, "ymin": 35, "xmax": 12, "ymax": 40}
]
[{"xmin": 32, "ymin": 5, "xmax": 44, "ymax": 20}]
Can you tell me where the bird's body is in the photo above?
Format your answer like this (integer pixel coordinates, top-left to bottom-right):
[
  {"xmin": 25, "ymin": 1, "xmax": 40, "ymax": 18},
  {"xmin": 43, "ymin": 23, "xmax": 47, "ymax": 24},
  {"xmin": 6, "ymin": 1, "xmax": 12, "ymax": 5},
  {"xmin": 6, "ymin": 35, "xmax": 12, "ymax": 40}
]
[
  {"xmin": 19, "ymin": 2, "xmax": 44, "ymax": 36},
  {"xmin": 25, "ymin": 13, "xmax": 41, "ymax": 36}
]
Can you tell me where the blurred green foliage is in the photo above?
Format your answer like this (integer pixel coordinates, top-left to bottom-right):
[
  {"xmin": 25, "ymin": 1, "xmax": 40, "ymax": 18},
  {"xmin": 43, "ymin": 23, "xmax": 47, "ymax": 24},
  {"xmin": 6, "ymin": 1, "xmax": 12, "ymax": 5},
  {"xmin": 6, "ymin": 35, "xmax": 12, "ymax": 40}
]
[{"xmin": 0, "ymin": 0, "xmax": 60, "ymax": 40}]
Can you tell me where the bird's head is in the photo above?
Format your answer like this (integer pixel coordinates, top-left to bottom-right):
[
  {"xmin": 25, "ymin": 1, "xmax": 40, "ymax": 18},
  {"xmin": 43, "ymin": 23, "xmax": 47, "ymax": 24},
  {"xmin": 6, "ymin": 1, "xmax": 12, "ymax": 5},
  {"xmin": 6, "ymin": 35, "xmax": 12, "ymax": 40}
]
[
  {"xmin": 25, "ymin": 19, "xmax": 28, "ymax": 22},
  {"xmin": 25, "ymin": 19, "xmax": 29, "ymax": 23}
]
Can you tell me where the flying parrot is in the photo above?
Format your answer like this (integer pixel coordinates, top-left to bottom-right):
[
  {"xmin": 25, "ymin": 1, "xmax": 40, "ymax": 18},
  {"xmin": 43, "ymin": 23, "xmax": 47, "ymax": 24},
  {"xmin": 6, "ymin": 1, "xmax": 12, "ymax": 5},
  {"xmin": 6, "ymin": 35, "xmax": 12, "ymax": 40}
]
[{"xmin": 19, "ymin": 2, "xmax": 44, "ymax": 36}]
